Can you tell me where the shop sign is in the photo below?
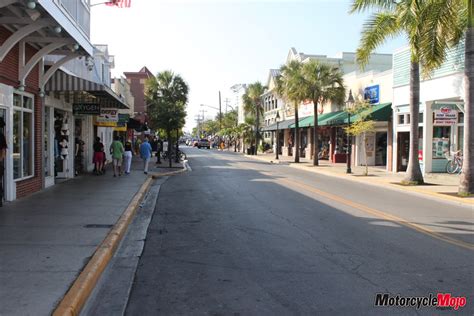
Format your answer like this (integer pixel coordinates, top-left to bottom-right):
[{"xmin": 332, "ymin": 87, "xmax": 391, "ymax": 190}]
[
  {"xmin": 96, "ymin": 109, "xmax": 119, "ymax": 123},
  {"xmin": 95, "ymin": 121, "xmax": 117, "ymax": 127},
  {"xmin": 434, "ymin": 107, "xmax": 457, "ymax": 125},
  {"xmin": 73, "ymin": 103, "xmax": 100, "ymax": 115},
  {"xmin": 117, "ymin": 114, "xmax": 130, "ymax": 127},
  {"xmin": 364, "ymin": 85, "xmax": 380, "ymax": 104}
]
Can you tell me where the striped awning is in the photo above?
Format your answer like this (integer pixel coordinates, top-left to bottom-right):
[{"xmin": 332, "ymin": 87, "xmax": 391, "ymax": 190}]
[{"xmin": 44, "ymin": 70, "xmax": 129, "ymax": 109}]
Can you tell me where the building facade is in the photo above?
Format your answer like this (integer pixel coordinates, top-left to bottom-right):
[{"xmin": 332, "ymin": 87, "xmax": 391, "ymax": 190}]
[
  {"xmin": 392, "ymin": 42, "xmax": 465, "ymax": 174},
  {"xmin": 124, "ymin": 66, "xmax": 153, "ymax": 125}
]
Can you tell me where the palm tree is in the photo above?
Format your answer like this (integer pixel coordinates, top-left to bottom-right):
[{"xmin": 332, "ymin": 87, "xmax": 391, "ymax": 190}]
[
  {"xmin": 300, "ymin": 61, "xmax": 346, "ymax": 166},
  {"xmin": 351, "ymin": 0, "xmax": 427, "ymax": 184},
  {"xmin": 275, "ymin": 60, "xmax": 305, "ymax": 163},
  {"xmin": 145, "ymin": 70, "xmax": 189, "ymax": 168},
  {"xmin": 243, "ymin": 82, "xmax": 266, "ymax": 155},
  {"xmin": 460, "ymin": 0, "xmax": 474, "ymax": 194}
]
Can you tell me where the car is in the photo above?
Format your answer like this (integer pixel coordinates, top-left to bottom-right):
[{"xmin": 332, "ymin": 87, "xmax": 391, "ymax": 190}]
[
  {"xmin": 198, "ymin": 138, "xmax": 210, "ymax": 149},
  {"xmin": 193, "ymin": 140, "xmax": 199, "ymax": 147}
]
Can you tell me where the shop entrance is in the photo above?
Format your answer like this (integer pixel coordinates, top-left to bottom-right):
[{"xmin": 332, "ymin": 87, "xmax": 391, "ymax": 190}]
[
  {"xmin": 375, "ymin": 132, "xmax": 387, "ymax": 166},
  {"xmin": 54, "ymin": 110, "xmax": 71, "ymax": 179},
  {"xmin": 397, "ymin": 132, "xmax": 409, "ymax": 172}
]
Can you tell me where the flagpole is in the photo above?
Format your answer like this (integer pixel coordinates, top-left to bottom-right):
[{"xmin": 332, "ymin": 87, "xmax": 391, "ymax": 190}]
[{"xmin": 90, "ymin": 1, "xmax": 113, "ymax": 7}]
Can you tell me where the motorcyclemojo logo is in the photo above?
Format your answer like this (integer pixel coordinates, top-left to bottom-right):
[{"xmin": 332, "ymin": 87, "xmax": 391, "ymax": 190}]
[{"xmin": 375, "ymin": 293, "xmax": 467, "ymax": 310}]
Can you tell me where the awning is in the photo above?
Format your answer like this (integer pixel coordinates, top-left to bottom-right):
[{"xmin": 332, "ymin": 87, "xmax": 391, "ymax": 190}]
[
  {"xmin": 348, "ymin": 102, "xmax": 392, "ymax": 123},
  {"xmin": 289, "ymin": 112, "xmax": 339, "ymax": 128},
  {"xmin": 44, "ymin": 70, "xmax": 129, "ymax": 109},
  {"xmin": 261, "ymin": 118, "xmax": 295, "ymax": 131}
]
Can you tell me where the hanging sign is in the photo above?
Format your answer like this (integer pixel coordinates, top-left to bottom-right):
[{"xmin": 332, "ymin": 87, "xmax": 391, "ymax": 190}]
[
  {"xmin": 96, "ymin": 109, "xmax": 119, "ymax": 123},
  {"xmin": 73, "ymin": 103, "xmax": 100, "ymax": 115},
  {"xmin": 364, "ymin": 85, "xmax": 380, "ymax": 104},
  {"xmin": 434, "ymin": 107, "xmax": 457, "ymax": 125}
]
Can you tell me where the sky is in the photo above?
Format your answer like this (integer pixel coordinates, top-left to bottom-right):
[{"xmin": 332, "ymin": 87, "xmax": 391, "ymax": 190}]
[{"xmin": 90, "ymin": 0, "xmax": 407, "ymax": 132}]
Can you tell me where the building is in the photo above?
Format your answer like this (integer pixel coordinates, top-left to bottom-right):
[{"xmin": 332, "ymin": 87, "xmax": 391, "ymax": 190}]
[
  {"xmin": 263, "ymin": 47, "xmax": 393, "ymax": 161},
  {"xmin": 124, "ymin": 66, "xmax": 154, "ymax": 125},
  {"xmin": 0, "ymin": 1, "xmax": 128, "ymax": 201},
  {"xmin": 230, "ymin": 83, "xmax": 247, "ymax": 124},
  {"xmin": 392, "ymin": 41, "xmax": 465, "ymax": 174}
]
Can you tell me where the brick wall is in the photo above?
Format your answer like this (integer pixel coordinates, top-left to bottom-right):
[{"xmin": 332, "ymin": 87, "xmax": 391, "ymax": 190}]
[{"xmin": 0, "ymin": 26, "xmax": 43, "ymax": 199}]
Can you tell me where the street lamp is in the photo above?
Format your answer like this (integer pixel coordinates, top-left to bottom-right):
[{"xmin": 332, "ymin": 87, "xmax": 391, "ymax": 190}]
[
  {"xmin": 345, "ymin": 89, "xmax": 355, "ymax": 174},
  {"xmin": 275, "ymin": 111, "xmax": 281, "ymax": 160}
]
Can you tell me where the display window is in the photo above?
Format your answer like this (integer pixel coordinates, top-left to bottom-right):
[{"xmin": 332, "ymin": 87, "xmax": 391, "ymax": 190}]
[
  {"xmin": 13, "ymin": 94, "xmax": 34, "ymax": 180},
  {"xmin": 432, "ymin": 126, "xmax": 450, "ymax": 159}
]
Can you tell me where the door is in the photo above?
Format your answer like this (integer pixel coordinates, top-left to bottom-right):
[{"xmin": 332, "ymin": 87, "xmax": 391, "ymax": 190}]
[
  {"xmin": 375, "ymin": 132, "xmax": 387, "ymax": 166},
  {"xmin": 397, "ymin": 132, "xmax": 409, "ymax": 172}
]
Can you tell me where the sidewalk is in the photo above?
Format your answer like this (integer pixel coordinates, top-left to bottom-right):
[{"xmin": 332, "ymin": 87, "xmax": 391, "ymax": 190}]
[
  {"xmin": 242, "ymin": 152, "xmax": 473, "ymax": 206},
  {"xmin": 0, "ymin": 158, "xmax": 179, "ymax": 316}
]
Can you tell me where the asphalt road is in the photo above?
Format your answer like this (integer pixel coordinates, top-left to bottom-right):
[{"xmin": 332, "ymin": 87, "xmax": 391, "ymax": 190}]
[{"xmin": 125, "ymin": 147, "xmax": 473, "ymax": 315}]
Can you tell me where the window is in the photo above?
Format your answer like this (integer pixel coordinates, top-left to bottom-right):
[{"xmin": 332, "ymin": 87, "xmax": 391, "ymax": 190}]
[
  {"xmin": 13, "ymin": 94, "xmax": 34, "ymax": 180},
  {"xmin": 419, "ymin": 113, "xmax": 423, "ymax": 123},
  {"xmin": 458, "ymin": 112, "xmax": 464, "ymax": 124},
  {"xmin": 406, "ymin": 114, "xmax": 410, "ymax": 124},
  {"xmin": 398, "ymin": 114, "xmax": 405, "ymax": 125}
]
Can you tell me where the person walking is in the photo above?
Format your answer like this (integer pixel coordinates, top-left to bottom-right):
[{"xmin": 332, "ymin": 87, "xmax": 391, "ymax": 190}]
[
  {"xmin": 156, "ymin": 136, "xmax": 163, "ymax": 164},
  {"xmin": 110, "ymin": 136, "xmax": 124, "ymax": 177},
  {"xmin": 93, "ymin": 137, "xmax": 105, "ymax": 175},
  {"xmin": 123, "ymin": 139, "xmax": 133, "ymax": 174},
  {"xmin": 140, "ymin": 137, "xmax": 153, "ymax": 174}
]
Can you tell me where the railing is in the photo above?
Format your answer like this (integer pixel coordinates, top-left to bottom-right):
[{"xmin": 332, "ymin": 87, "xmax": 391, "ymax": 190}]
[{"xmin": 57, "ymin": 0, "xmax": 90, "ymax": 37}]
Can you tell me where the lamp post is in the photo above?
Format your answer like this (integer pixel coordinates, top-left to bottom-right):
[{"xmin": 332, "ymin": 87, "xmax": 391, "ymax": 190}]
[
  {"xmin": 345, "ymin": 89, "xmax": 355, "ymax": 174},
  {"xmin": 275, "ymin": 111, "xmax": 280, "ymax": 160}
]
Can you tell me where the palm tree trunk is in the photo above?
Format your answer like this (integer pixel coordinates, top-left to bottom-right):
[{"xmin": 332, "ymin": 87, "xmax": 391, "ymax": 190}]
[
  {"xmin": 255, "ymin": 104, "xmax": 259, "ymax": 155},
  {"xmin": 460, "ymin": 1, "xmax": 474, "ymax": 194},
  {"xmin": 175, "ymin": 129, "xmax": 180, "ymax": 163},
  {"xmin": 312, "ymin": 100, "xmax": 319, "ymax": 166},
  {"xmin": 404, "ymin": 60, "xmax": 424, "ymax": 184},
  {"xmin": 294, "ymin": 102, "xmax": 300, "ymax": 163}
]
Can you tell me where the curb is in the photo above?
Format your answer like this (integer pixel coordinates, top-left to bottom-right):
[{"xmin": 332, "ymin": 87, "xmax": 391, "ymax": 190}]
[
  {"xmin": 53, "ymin": 177, "xmax": 154, "ymax": 316},
  {"xmin": 288, "ymin": 163, "xmax": 473, "ymax": 207},
  {"xmin": 242, "ymin": 153, "xmax": 473, "ymax": 207},
  {"xmin": 150, "ymin": 160, "xmax": 190, "ymax": 179}
]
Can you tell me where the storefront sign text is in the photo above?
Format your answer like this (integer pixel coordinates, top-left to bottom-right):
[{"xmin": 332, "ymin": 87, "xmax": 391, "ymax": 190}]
[
  {"xmin": 434, "ymin": 107, "xmax": 457, "ymax": 125},
  {"xmin": 73, "ymin": 103, "xmax": 100, "ymax": 115},
  {"xmin": 96, "ymin": 109, "xmax": 119, "ymax": 123}
]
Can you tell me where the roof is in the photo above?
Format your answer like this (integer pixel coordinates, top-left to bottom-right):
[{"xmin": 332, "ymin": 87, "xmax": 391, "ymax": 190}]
[{"xmin": 261, "ymin": 118, "xmax": 296, "ymax": 131}]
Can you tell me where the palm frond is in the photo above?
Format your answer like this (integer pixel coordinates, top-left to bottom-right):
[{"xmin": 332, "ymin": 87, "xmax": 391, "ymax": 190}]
[
  {"xmin": 349, "ymin": 0, "xmax": 396, "ymax": 13},
  {"xmin": 356, "ymin": 12, "xmax": 400, "ymax": 67}
]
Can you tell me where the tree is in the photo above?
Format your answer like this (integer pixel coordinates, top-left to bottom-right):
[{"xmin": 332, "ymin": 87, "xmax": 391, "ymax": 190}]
[
  {"xmin": 146, "ymin": 70, "xmax": 189, "ymax": 168},
  {"xmin": 417, "ymin": 0, "xmax": 470, "ymax": 193},
  {"xmin": 276, "ymin": 60, "xmax": 305, "ymax": 163},
  {"xmin": 300, "ymin": 60, "xmax": 346, "ymax": 166},
  {"xmin": 351, "ymin": 0, "xmax": 427, "ymax": 184},
  {"xmin": 345, "ymin": 101, "xmax": 376, "ymax": 176},
  {"xmin": 243, "ymin": 82, "xmax": 266, "ymax": 155}
]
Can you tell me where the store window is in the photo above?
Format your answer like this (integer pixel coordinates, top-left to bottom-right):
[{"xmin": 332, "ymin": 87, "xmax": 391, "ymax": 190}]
[
  {"xmin": 13, "ymin": 94, "xmax": 34, "ymax": 180},
  {"xmin": 432, "ymin": 126, "xmax": 450, "ymax": 159}
]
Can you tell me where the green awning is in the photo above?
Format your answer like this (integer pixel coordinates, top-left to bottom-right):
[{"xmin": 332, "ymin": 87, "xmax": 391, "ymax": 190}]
[
  {"xmin": 321, "ymin": 111, "xmax": 347, "ymax": 126},
  {"xmin": 288, "ymin": 112, "xmax": 342, "ymax": 128},
  {"xmin": 348, "ymin": 102, "xmax": 392, "ymax": 123}
]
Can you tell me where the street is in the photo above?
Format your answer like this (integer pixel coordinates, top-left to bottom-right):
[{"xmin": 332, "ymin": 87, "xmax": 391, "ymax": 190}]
[{"xmin": 118, "ymin": 147, "xmax": 473, "ymax": 315}]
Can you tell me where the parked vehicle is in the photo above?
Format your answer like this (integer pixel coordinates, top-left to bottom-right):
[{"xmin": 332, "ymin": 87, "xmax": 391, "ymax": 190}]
[{"xmin": 198, "ymin": 138, "xmax": 210, "ymax": 149}]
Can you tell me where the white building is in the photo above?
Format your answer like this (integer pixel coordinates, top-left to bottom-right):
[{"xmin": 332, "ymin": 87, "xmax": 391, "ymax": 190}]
[
  {"xmin": 230, "ymin": 83, "xmax": 248, "ymax": 124},
  {"xmin": 392, "ymin": 42, "xmax": 465, "ymax": 174}
]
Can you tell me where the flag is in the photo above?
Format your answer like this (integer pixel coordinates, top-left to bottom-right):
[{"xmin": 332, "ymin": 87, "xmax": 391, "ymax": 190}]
[{"xmin": 105, "ymin": 0, "xmax": 131, "ymax": 8}]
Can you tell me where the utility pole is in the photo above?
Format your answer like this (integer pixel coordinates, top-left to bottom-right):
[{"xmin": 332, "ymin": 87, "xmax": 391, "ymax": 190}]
[{"xmin": 218, "ymin": 91, "xmax": 222, "ymax": 130}]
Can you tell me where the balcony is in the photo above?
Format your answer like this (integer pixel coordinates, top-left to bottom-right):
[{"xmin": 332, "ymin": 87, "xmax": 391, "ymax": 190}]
[{"xmin": 57, "ymin": 0, "xmax": 90, "ymax": 38}]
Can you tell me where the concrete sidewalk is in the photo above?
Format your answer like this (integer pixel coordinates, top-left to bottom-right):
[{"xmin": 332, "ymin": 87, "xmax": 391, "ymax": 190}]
[
  {"xmin": 0, "ymin": 158, "xmax": 178, "ymax": 316},
  {"xmin": 240, "ymin": 151, "xmax": 473, "ymax": 206}
]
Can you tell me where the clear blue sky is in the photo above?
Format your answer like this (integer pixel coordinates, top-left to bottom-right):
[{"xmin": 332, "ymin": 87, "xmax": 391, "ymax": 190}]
[{"xmin": 91, "ymin": 0, "xmax": 407, "ymax": 131}]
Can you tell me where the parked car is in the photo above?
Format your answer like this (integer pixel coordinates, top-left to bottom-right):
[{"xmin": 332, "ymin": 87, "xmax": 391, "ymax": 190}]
[{"xmin": 198, "ymin": 138, "xmax": 210, "ymax": 149}]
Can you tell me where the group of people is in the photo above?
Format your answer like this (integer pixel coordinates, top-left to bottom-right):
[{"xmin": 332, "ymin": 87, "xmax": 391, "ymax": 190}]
[{"xmin": 93, "ymin": 136, "xmax": 168, "ymax": 177}]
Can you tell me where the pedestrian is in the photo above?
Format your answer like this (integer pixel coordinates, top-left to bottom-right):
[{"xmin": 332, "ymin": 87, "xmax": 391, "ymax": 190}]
[
  {"xmin": 140, "ymin": 137, "xmax": 153, "ymax": 174},
  {"xmin": 0, "ymin": 118, "xmax": 7, "ymax": 207},
  {"xmin": 156, "ymin": 136, "xmax": 163, "ymax": 164},
  {"xmin": 110, "ymin": 136, "xmax": 124, "ymax": 177},
  {"xmin": 123, "ymin": 139, "xmax": 133, "ymax": 174},
  {"xmin": 93, "ymin": 137, "xmax": 105, "ymax": 175}
]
